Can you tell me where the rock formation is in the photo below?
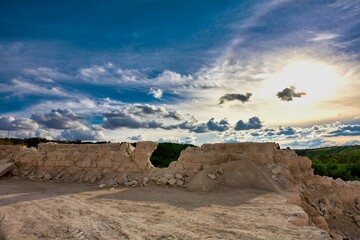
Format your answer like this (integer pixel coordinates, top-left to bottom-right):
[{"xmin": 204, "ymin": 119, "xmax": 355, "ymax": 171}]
[{"xmin": 0, "ymin": 141, "xmax": 359, "ymax": 239}]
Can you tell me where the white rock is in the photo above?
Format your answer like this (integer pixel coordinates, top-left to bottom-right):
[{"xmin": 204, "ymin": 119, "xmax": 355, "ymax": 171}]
[
  {"xmin": 0, "ymin": 162, "xmax": 15, "ymax": 177},
  {"xmin": 164, "ymin": 173, "xmax": 173, "ymax": 180},
  {"xmin": 175, "ymin": 173, "xmax": 183, "ymax": 179},
  {"xmin": 168, "ymin": 178, "xmax": 177, "ymax": 186},
  {"xmin": 207, "ymin": 173, "xmax": 216, "ymax": 180},
  {"xmin": 216, "ymin": 167, "xmax": 224, "ymax": 175},
  {"xmin": 130, "ymin": 180, "xmax": 138, "ymax": 186},
  {"xmin": 156, "ymin": 177, "xmax": 168, "ymax": 186},
  {"xmin": 143, "ymin": 177, "xmax": 149, "ymax": 185},
  {"xmin": 176, "ymin": 180, "xmax": 184, "ymax": 186},
  {"xmin": 98, "ymin": 183, "xmax": 106, "ymax": 188},
  {"xmin": 106, "ymin": 179, "xmax": 118, "ymax": 187},
  {"xmin": 43, "ymin": 172, "xmax": 52, "ymax": 181}
]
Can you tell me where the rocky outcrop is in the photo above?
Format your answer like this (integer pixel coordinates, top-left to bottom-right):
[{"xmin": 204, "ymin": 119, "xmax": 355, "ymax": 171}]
[
  {"xmin": 1, "ymin": 142, "xmax": 157, "ymax": 185},
  {"xmin": 1, "ymin": 141, "xmax": 359, "ymax": 239}
]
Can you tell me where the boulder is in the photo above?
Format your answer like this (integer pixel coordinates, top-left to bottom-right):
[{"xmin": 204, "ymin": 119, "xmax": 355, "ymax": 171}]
[
  {"xmin": 175, "ymin": 173, "xmax": 183, "ymax": 179},
  {"xmin": 207, "ymin": 173, "xmax": 216, "ymax": 180},
  {"xmin": 143, "ymin": 177, "xmax": 149, "ymax": 186},
  {"xmin": 156, "ymin": 177, "xmax": 168, "ymax": 186},
  {"xmin": 0, "ymin": 162, "xmax": 14, "ymax": 177},
  {"xmin": 168, "ymin": 178, "xmax": 177, "ymax": 186}
]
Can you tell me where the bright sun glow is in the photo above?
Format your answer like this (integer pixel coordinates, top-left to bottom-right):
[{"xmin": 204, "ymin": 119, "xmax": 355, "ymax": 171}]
[
  {"xmin": 262, "ymin": 60, "xmax": 341, "ymax": 105},
  {"xmin": 277, "ymin": 61, "xmax": 340, "ymax": 103}
]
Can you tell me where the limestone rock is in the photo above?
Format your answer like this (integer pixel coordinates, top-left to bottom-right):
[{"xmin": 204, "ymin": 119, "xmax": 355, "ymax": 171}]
[
  {"xmin": 207, "ymin": 173, "xmax": 216, "ymax": 180},
  {"xmin": 143, "ymin": 177, "xmax": 149, "ymax": 186},
  {"xmin": 164, "ymin": 173, "xmax": 173, "ymax": 180},
  {"xmin": 175, "ymin": 173, "xmax": 183, "ymax": 179},
  {"xmin": 131, "ymin": 141, "xmax": 157, "ymax": 170},
  {"xmin": 176, "ymin": 179, "xmax": 184, "ymax": 186},
  {"xmin": 0, "ymin": 162, "xmax": 14, "ymax": 177},
  {"xmin": 156, "ymin": 177, "xmax": 168, "ymax": 186},
  {"xmin": 106, "ymin": 178, "xmax": 118, "ymax": 187},
  {"xmin": 168, "ymin": 178, "xmax": 177, "ymax": 186},
  {"xmin": 124, "ymin": 180, "xmax": 137, "ymax": 187},
  {"xmin": 216, "ymin": 167, "xmax": 223, "ymax": 175},
  {"xmin": 98, "ymin": 183, "xmax": 106, "ymax": 188},
  {"xmin": 43, "ymin": 172, "xmax": 52, "ymax": 181}
]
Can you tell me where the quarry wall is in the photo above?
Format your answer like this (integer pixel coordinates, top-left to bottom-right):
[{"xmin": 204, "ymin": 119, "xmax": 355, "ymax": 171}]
[{"xmin": 0, "ymin": 141, "xmax": 359, "ymax": 239}]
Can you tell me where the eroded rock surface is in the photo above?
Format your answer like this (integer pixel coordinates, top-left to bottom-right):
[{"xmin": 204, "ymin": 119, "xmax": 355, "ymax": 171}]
[{"xmin": 1, "ymin": 142, "xmax": 359, "ymax": 239}]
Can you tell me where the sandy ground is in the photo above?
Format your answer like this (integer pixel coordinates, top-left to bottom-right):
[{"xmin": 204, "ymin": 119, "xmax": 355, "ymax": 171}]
[{"xmin": 0, "ymin": 178, "xmax": 329, "ymax": 240}]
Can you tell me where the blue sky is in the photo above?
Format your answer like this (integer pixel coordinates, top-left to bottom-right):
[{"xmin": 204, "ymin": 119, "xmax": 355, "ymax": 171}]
[{"xmin": 0, "ymin": 0, "xmax": 359, "ymax": 148}]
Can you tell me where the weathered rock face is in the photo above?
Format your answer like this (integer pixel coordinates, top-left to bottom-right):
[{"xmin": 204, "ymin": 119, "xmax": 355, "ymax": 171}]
[
  {"xmin": 1, "ymin": 141, "xmax": 157, "ymax": 184},
  {"xmin": 1, "ymin": 141, "xmax": 359, "ymax": 239},
  {"xmin": 131, "ymin": 141, "xmax": 157, "ymax": 170}
]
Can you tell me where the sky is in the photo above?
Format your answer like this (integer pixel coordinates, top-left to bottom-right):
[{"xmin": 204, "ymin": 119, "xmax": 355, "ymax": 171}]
[{"xmin": 0, "ymin": 0, "xmax": 360, "ymax": 148}]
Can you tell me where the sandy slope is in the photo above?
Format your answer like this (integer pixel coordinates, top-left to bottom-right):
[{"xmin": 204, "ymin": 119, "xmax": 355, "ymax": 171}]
[{"xmin": 0, "ymin": 179, "xmax": 329, "ymax": 240}]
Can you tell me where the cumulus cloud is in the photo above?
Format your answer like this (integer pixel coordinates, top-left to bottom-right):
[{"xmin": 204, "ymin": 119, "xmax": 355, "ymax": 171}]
[
  {"xmin": 328, "ymin": 125, "xmax": 360, "ymax": 136},
  {"xmin": 133, "ymin": 104, "xmax": 166, "ymax": 115},
  {"xmin": 277, "ymin": 86, "xmax": 306, "ymax": 101},
  {"xmin": 235, "ymin": 117, "xmax": 263, "ymax": 131},
  {"xmin": 148, "ymin": 87, "xmax": 163, "ymax": 99},
  {"xmin": 31, "ymin": 109, "xmax": 85, "ymax": 129},
  {"xmin": 129, "ymin": 134, "xmax": 145, "ymax": 141},
  {"xmin": 206, "ymin": 118, "xmax": 230, "ymax": 132},
  {"xmin": 157, "ymin": 136, "xmax": 181, "ymax": 143},
  {"xmin": 219, "ymin": 92, "xmax": 252, "ymax": 104},
  {"xmin": 60, "ymin": 126, "xmax": 104, "ymax": 140},
  {"xmin": 277, "ymin": 126, "xmax": 296, "ymax": 135},
  {"xmin": 285, "ymin": 139, "xmax": 335, "ymax": 149},
  {"xmin": 102, "ymin": 104, "xmax": 186, "ymax": 130},
  {"xmin": 102, "ymin": 110, "xmax": 147, "ymax": 129},
  {"xmin": 0, "ymin": 116, "xmax": 38, "ymax": 131}
]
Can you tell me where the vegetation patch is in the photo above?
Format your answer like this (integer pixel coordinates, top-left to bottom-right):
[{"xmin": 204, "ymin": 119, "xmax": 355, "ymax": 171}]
[
  {"xmin": 296, "ymin": 145, "xmax": 360, "ymax": 181},
  {"xmin": 150, "ymin": 142, "xmax": 195, "ymax": 168}
]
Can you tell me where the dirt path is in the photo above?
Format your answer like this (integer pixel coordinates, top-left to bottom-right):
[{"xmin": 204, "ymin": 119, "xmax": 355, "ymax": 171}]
[{"xmin": 0, "ymin": 178, "xmax": 329, "ymax": 240}]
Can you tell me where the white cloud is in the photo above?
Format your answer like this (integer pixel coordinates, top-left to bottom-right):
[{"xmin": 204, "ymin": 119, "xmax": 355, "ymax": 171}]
[
  {"xmin": 310, "ymin": 33, "xmax": 339, "ymax": 42},
  {"xmin": 79, "ymin": 65, "xmax": 107, "ymax": 79},
  {"xmin": 23, "ymin": 67, "xmax": 69, "ymax": 82},
  {"xmin": 157, "ymin": 136, "xmax": 181, "ymax": 143},
  {"xmin": 129, "ymin": 134, "xmax": 145, "ymax": 141},
  {"xmin": 0, "ymin": 116, "xmax": 38, "ymax": 131},
  {"xmin": 0, "ymin": 79, "xmax": 69, "ymax": 97},
  {"xmin": 149, "ymin": 88, "xmax": 163, "ymax": 99}
]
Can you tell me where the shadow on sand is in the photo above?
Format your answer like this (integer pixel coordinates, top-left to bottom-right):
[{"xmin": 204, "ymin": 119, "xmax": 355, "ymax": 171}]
[{"xmin": 90, "ymin": 186, "xmax": 270, "ymax": 210}]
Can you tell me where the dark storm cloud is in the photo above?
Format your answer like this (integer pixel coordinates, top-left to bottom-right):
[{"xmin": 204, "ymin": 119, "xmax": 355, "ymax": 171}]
[
  {"xmin": 31, "ymin": 109, "xmax": 84, "ymax": 129},
  {"xmin": 276, "ymin": 86, "xmax": 306, "ymax": 101},
  {"xmin": 0, "ymin": 116, "xmax": 38, "ymax": 131},
  {"xmin": 219, "ymin": 92, "xmax": 252, "ymax": 104},
  {"xmin": 235, "ymin": 117, "xmax": 263, "ymax": 131}
]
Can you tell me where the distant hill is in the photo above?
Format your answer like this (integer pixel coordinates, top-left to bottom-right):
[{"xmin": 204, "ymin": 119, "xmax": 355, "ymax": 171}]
[{"xmin": 295, "ymin": 145, "xmax": 360, "ymax": 181}]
